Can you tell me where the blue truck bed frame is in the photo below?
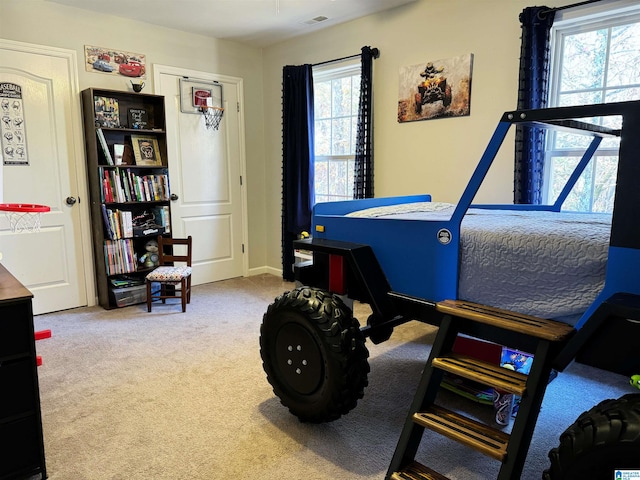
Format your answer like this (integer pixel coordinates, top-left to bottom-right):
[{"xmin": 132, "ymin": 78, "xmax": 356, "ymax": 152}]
[
  {"xmin": 261, "ymin": 100, "xmax": 640, "ymax": 478},
  {"xmin": 295, "ymin": 100, "xmax": 640, "ymax": 359}
]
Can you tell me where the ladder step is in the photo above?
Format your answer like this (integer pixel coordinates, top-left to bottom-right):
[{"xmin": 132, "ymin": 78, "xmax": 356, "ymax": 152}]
[
  {"xmin": 391, "ymin": 461, "xmax": 451, "ymax": 480},
  {"xmin": 413, "ymin": 405, "xmax": 509, "ymax": 461},
  {"xmin": 436, "ymin": 300, "xmax": 575, "ymax": 342},
  {"xmin": 434, "ymin": 352, "xmax": 527, "ymax": 396}
]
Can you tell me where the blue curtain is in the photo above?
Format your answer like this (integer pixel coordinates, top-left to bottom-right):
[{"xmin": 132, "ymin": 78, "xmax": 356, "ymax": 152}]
[
  {"xmin": 353, "ymin": 46, "xmax": 378, "ymax": 199},
  {"xmin": 514, "ymin": 7, "xmax": 556, "ymax": 204},
  {"xmin": 281, "ymin": 64, "xmax": 314, "ymax": 281}
]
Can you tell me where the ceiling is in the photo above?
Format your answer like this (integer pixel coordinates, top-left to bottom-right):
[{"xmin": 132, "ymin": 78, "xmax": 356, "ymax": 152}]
[{"xmin": 46, "ymin": 0, "xmax": 418, "ymax": 48}]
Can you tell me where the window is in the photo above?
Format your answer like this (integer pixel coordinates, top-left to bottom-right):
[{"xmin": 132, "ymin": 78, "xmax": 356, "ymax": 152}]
[
  {"xmin": 544, "ymin": 5, "xmax": 640, "ymax": 212},
  {"xmin": 313, "ymin": 63, "xmax": 360, "ymax": 203}
]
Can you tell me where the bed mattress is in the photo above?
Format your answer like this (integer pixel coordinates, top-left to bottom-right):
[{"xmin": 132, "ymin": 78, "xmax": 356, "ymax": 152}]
[{"xmin": 347, "ymin": 202, "xmax": 612, "ymax": 322}]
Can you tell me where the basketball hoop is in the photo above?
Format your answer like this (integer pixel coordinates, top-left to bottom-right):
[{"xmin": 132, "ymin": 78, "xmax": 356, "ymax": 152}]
[
  {"xmin": 200, "ymin": 105, "xmax": 224, "ymax": 130},
  {"xmin": 0, "ymin": 203, "xmax": 50, "ymax": 233}
]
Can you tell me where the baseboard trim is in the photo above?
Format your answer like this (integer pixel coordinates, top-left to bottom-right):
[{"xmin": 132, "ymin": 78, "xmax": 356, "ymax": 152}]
[{"xmin": 248, "ymin": 266, "xmax": 282, "ymax": 277}]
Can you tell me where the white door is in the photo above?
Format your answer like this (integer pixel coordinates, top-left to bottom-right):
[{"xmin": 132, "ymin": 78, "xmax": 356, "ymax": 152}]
[
  {"xmin": 154, "ymin": 66, "xmax": 247, "ymax": 285},
  {"xmin": 0, "ymin": 40, "xmax": 90, "ymax": 314}
]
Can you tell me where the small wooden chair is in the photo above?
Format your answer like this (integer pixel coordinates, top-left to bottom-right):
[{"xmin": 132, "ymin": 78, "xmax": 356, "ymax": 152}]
[{"xmin": 145, "ymin": 236, "xmax": 192, "ymax": 312}]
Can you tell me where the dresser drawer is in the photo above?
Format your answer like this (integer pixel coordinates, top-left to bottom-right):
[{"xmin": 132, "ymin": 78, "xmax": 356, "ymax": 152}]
[
  {"xmin": 0, "ymin": 359, "xmax": 36, "ymax": 419},
  {"xmin": 0, "ymin": 415, "xmax": 43, "ymax": 478},
  {"xmin": 0, "ymin": 303, "xmax": 32, "ymax": 357}
]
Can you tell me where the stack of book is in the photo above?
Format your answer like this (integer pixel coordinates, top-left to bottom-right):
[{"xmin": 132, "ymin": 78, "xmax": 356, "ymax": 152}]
[
  {"xmin": 103, "ymin": 239, "xmax": 136, "ymax": 275},
  {"xmin": 99, "ymin": 167, "xmax": 170, "ymax": 203}
]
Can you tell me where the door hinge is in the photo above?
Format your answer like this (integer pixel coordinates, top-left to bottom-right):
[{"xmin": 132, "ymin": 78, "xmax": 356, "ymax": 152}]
[
  {"xmin": 237, "ymin": 102, "xmax": 240, "ymax": 113},
  {"xmin": 240, "ymin": 175, "xmax": 243, "ymax": 186},
  {"xmin": 242, "ymin": 244, "xmax": 245, "ymax": 253}
]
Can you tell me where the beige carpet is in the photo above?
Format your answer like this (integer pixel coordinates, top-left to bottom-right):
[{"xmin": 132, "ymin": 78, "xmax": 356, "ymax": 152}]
[{"xmin": 33, "ymin": 274, "xmax": 632, "ymax": 480}]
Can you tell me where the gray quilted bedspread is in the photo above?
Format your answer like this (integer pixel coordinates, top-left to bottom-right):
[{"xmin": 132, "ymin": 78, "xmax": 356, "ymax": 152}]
[{"xmin": 347, "ymin": 202, "xmax": 612, "ymax": 322}]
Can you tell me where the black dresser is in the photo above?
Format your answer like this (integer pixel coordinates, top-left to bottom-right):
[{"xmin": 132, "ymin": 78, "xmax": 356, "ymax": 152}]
[{"xmin": 0, "ymin": 264, "xmax": 46, "ymax": 479}]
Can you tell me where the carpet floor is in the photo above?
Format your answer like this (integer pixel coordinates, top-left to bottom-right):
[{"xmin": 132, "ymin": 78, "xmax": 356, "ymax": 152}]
[{"xmin": 33, "ymin": 274, "xmax": 633, "ymax": 479}]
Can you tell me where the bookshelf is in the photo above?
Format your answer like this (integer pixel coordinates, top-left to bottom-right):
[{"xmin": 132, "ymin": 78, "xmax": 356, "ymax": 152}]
[{"xmin": 81, "ymin": 88, "xmax": 172, "ymax": 309}]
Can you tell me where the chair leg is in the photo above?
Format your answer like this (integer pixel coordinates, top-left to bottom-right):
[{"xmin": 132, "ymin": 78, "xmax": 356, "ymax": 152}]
[
  {"xmin": 146, "ymin": 280, "xmax": 152, "ymax": 312},
  {"xmin": 181, "ymin": 278, "xmax": 187, "ymax": 312},
  {"xmin": 187, "ymin": 275, "xmax": 192, "ymax": 304}
]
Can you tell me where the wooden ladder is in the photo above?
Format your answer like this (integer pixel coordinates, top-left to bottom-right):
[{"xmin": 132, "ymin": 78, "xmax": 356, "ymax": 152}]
[{"xmin": 386, "ymin": 300, "xmax": 575, "ymax": 480}]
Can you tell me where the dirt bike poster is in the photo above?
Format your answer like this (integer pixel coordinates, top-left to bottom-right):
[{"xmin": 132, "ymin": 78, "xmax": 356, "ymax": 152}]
[{"xmin": 398, "ymin": 53, "xmax": 473, "ymax": 123}]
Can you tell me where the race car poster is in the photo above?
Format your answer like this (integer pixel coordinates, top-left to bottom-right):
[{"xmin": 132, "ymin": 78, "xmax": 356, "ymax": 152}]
[
  {"xmin": 84, "ymin": 45, "xmax": 147, "ymax": 79},
  {"xmin": 398, "ymin": 53, "xmax": 473, "ymax": 123},
  {"xmin": 1, "ymin": 82, "xmax": 29, "ymax": 166}
]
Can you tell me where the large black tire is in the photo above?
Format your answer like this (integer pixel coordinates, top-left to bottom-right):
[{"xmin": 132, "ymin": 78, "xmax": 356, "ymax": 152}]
[
  {"xmin": 543, "ymin": 393, "xmax": 640, "ymax": 479},
  {"xmin": 260, "ymin": 286, "xmax": 370, "ymax": 422}
]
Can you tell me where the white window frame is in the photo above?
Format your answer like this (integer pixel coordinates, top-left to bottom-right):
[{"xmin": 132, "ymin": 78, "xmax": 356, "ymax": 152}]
[
  {"xmin": 313, "ymin": 60, "xmax": 360, "ymax": 204},
  {"xmin": 543, "ymin": 1, "xmax": 640, "ymax": 211}
]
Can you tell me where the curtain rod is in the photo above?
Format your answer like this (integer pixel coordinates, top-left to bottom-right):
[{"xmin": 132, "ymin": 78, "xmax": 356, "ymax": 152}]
[
  {"xmin": 312, "ymin": 47, "xmax": 379, "ymax": 67},
  {"xmin": 539, "ymin": 0, "xmax": 602, "ymax": 18}
]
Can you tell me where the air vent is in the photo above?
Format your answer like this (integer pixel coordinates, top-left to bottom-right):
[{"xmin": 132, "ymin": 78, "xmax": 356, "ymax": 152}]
[{"xmin": 304, "ymin": 15, "xmax": 329, "ymax": 25}]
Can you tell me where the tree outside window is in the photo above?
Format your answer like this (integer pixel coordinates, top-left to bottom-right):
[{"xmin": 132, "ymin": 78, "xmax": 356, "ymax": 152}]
[
  {"xmin": 313, "ymin": 63, "xmax": 360, "ymax": 204},
  {"xmin": 545, "ymin": 8, "xmax": 640, "ymax": 212}
]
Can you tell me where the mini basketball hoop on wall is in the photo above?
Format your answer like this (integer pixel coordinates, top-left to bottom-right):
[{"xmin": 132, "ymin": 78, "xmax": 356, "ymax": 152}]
[
  {"xmin": 0, "ymin": 203, "xmax": 50, "ymax": 233},
  {"xmin": 179, "ymin": 78, "xmax": 224, "ymax": 131}
]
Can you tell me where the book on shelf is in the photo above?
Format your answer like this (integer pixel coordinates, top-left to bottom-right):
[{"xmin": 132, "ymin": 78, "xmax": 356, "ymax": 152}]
[
  {"xmin": 101, "ymin": 204, "xmax": 114, "ymax": 239},
  {"xmin": 110, "ymin": 276, "xmax": 145, "ymax": 288},
  {"xmin": 96, "ymin": 129, "xmax": 114, "ymax": 165},
  {"xmin": 101, "ymin": 207, "xmax": 137, "ymax": 240},
  {"xmin": 100, "ymin": 167, "xmax": 169, "ymax": 203},
  {"xmin": 100, "ymin": 168, "xmax": 114, "ymax": 203},
  {"xmin": 103, "ymin": 239, "xmax": 136, "ymax": 275},
  {"xmin": 122, "ymin": 210, "xmax": 133, "ymax": 238},
  {"xmin": 152, "ymin": 205, "xmax": 171, "ymax": 233}
]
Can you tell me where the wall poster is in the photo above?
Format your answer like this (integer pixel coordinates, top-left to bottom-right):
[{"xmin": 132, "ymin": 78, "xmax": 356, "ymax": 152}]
[
  {"xmin": 398, "ymin": 53, "xmax": 473, "ymax": 123},
  {"xmin": 84, "ymin": 45, "xmax": 147, "ymax": 79},
  {"xmin": 1, "ymin": 82, "xmax": 28, "ymax": 165}
]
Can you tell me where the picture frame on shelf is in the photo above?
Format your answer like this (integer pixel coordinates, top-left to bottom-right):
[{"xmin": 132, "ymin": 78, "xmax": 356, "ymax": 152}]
[
  {"xmin": 131, "ymin": 135, "xmax": 162, "ymax": 166},
  {"xmin": 94, "ymin": 96, "xmax": 120, "ymax": 127},
  {"xmin": 128, "ymin": 108, "xmax": 149, "ymax": 129}
]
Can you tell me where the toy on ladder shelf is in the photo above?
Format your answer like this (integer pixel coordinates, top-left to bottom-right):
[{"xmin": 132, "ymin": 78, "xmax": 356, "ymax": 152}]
[{"xmin": 0, "ymin": 203, "xmax": 50, "ymax": 233}]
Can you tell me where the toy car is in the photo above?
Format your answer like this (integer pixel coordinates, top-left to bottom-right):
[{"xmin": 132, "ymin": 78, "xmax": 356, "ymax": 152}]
[
  {"xmin": 92, "ymin": 59, "xmax": 114, "ymax": 73},
  {"xmin": 119, "ymin": 61, "xmax": 145, "ymax": 77}
]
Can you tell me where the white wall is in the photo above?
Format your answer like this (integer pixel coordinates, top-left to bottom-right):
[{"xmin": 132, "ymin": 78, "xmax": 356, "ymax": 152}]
[
  {"xmin": 262, "ymin": 0, "xmax": 566, "ymax": 271},
  {"xmin": 0, "ymin": 0, "xmax": 269, "ymax": 271}
]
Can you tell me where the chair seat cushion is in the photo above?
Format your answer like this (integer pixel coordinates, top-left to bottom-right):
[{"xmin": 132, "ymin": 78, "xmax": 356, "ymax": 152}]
[{"xmin": 146, "ymin": 266, "xmax": 192, "ymax": 282}]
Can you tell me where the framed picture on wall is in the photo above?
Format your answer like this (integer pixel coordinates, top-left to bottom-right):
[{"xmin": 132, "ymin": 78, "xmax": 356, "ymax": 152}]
[{"xmin": 398, "ymin": 53, "xmax": 473, "ymax": 123}]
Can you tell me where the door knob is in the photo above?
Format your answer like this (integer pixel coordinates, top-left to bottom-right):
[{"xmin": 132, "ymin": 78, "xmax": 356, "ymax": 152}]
[
  {"xmin": 170, "ymin": 193, "xmax": 179, "ymax": 201},
  {"xmin": 66, "ymin": 196, "xmax": 77, "ymax": 205}
]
